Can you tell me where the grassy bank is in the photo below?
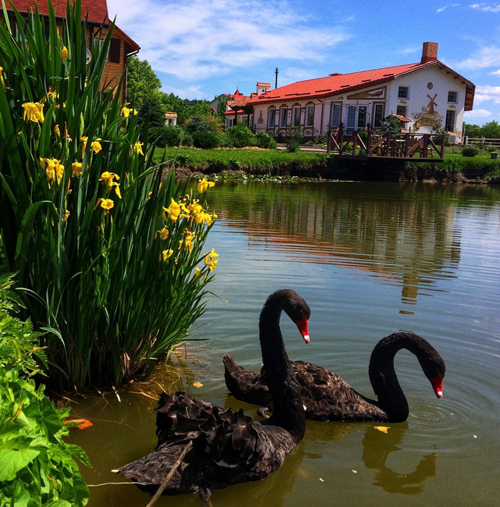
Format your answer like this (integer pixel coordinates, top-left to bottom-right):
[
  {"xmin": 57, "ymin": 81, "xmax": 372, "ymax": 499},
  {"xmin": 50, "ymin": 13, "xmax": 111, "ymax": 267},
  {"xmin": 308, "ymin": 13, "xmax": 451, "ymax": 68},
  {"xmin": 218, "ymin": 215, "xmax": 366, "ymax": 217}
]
[{"xmin": 154, "ymin": 147, "xmax": 500, "ymax": 183}]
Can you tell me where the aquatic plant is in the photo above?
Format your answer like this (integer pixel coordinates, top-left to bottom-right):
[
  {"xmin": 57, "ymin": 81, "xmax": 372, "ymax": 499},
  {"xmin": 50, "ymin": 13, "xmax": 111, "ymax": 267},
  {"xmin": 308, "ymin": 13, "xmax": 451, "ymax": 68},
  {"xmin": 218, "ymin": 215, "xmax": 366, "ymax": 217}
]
[{"xmin": 0, "ymin": 0, "xmax": 218, "ymax": 389}]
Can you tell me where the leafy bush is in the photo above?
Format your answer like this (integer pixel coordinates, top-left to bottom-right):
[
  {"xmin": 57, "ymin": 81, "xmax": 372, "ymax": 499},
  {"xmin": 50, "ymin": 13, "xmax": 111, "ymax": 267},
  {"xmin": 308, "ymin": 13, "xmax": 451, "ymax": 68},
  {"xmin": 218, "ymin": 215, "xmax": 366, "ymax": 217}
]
[
  {"xmin": 192, "ymin": 130, "xmax": 219, "ymax": 149},
  {"xmin": 0, "ymin": 275, "xmax": 90, "ymax": 506},
  {"xmin": 0, "ymin": 0, "xmax": 218, "ymax": 389},
  {"xmin": 149, "ymin": 125, "xmax": 184, "ymax": 147},
  {"xmin": 224, "ymin": 123, "xmax": 256, "ymax": 148},
  {"xmin": 462, "ymin": 146, "xmax": 479, "ymax": 157},
  {"xmin": 184, "ymin": 114, "xmax": 211, "ymax": 134},
  {"xmin": 255, "ymin": 131, "xmax": 277, "ymax": 149}
]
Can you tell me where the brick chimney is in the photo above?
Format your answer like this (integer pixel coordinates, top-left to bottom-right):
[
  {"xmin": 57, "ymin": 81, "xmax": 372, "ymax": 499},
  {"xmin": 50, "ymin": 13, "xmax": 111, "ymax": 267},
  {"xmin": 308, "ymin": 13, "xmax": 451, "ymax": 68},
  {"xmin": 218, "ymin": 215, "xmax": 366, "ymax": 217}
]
[{"xmin": 421, "ymin": 42, "xmax": 438, "ymax": 63}]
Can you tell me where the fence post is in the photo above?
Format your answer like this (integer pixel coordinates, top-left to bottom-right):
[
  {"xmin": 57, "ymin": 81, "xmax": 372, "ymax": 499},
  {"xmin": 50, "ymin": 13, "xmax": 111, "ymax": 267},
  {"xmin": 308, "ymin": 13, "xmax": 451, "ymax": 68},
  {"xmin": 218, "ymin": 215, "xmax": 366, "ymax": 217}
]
[{"xmin": 366, "ymin": 124, "xmax": 372, "ymax": 157}]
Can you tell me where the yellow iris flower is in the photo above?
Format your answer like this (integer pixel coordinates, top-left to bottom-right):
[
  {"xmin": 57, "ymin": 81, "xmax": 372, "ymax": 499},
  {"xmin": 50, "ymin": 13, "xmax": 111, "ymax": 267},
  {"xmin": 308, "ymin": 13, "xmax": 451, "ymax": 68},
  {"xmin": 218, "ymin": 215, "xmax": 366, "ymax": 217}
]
[
  {"xmin": 97, "ymin": 198, "xmax": 114, "ymax": 213},
  {"xmin": 155, "ymin": 227, "xmax": 169, "ymax": 240},
  {"xmin": 72, "ymin": 162, "xmax": 83, "ymax": 177},
  {"xmin": 204, "ymin": 248, "xmax": 219, "ymax": 271},
  {"xmin": 61, "ymin": 46, "xmax": 69, "ymax": 61},
  {"xmin": 80, "ymin": 136, "xmax": 88, "ymax": 157},
  {"xmin": 163, "ymin": 198, "xmax": 181, "ymax": 222},
  {"xmin": 91, "ymin": 140, "xmax": 102, "ymax": 154},
  {"xmin": 162, "ymin": 249, "xmax": 174, "ymax": 261},
  {"xmin": 134, "ymin": 141, "xmax": 144, "ymax": 155},
  {"xmin": 99, "ymin": 171, "xmax": 122, "ymax": 199},
  {"xmin": 22, "ymin": 102, "xmax": 45, "ymax": 123},
  {"xmin": 197, "ymin": 178, "xmax": 215, "ymax": 193}
]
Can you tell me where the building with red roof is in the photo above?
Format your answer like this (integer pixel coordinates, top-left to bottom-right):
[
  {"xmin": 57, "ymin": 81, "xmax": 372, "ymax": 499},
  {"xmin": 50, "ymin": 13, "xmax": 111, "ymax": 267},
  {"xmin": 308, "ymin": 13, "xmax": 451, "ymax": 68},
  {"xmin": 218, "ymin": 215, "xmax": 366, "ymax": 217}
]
[
  {"xmin": 4, "ymin": 0, "xmax": 140, "ymax": 99},
  {"xmin": 223, "ymin": 83, "xmax": 271, "ymax": 129},
  {"xmin": 249, "ymin": 43, "xmax": 475, "ymax": 143}
]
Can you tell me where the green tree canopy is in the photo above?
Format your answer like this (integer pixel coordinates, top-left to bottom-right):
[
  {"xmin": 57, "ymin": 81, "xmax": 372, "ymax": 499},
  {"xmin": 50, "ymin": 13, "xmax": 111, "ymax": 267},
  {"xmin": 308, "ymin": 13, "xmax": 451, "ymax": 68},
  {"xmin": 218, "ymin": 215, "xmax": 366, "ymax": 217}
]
[
  {"xmin": 126, "ymin": 56, "xmax": 162, "ymax": 109},
  {"xmin": 480, "ymin": 121, "xmax": 500, "ymax": 138},
  {"xmin": 160, "ymin": 92, "xmax": 189, "ymax": 124},
  {"xmin": 464, "ymin": 121, "xmax": 500, "ymax": 139}
]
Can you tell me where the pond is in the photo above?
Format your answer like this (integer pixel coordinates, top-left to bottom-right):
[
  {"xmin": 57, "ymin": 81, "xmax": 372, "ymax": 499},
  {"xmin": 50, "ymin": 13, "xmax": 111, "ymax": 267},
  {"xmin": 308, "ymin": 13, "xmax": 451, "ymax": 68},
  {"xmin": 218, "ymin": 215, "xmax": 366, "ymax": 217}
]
[{"xmin": 68, "ymin": 181, "xmax": 500, "ymax": 506}]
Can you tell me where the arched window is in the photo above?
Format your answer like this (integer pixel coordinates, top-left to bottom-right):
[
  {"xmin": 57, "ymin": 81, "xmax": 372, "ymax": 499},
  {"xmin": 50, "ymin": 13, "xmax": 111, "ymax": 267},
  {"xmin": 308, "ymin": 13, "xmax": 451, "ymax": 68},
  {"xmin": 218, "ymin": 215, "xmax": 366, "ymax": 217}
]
[
  {"xmin": 268, "ymin": 107, "xmax": 276, "ymax": 128},
  {"xmin": 279, "ymin": 105, "xmax": 288, "ymax": 128}
]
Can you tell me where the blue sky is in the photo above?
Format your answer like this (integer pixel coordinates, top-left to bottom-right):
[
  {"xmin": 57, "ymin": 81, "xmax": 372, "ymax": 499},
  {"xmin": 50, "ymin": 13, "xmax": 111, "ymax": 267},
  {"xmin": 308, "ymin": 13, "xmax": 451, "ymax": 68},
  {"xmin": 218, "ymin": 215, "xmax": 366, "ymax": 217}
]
[{"xmin": 107, "ymin": 0, "xmax": 500, "ymax": 125}]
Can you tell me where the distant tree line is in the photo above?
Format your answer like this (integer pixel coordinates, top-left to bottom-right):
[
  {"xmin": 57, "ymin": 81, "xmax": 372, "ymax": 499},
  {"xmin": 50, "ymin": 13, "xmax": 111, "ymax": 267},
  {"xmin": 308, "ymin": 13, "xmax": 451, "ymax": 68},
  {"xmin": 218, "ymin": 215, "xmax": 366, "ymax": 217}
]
[
  {"xmin": 125, "ymin": 56, "xmax": 276, "ymax": 150},
  {"xmin": 464, "ymin": 121, "xmax": 500, "ymax": 139}
]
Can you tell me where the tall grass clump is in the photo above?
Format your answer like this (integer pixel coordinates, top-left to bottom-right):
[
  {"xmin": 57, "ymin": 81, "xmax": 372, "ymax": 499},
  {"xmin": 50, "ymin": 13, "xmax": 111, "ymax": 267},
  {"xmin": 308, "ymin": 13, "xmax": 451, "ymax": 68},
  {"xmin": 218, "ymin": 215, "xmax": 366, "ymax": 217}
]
[{"xmin": 0, "ymin": 0, "xmax": 218, "ymax": 390}]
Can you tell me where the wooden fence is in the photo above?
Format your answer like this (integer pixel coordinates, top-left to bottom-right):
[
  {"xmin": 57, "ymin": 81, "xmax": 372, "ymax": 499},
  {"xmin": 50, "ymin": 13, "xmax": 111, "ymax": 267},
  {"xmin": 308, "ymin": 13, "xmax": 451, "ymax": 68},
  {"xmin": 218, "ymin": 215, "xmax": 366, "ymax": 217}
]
[{"xmin": 464, "ymin": 137, "xmax": 500, "ymax": 147}]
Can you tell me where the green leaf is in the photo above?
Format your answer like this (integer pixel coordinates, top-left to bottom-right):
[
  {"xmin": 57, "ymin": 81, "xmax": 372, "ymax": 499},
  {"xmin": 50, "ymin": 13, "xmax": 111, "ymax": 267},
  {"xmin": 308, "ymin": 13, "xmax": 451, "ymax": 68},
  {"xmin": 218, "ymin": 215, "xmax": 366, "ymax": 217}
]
[{"xmin": 0, "ymin": 448, "xmax": 40, "ymax": 481}]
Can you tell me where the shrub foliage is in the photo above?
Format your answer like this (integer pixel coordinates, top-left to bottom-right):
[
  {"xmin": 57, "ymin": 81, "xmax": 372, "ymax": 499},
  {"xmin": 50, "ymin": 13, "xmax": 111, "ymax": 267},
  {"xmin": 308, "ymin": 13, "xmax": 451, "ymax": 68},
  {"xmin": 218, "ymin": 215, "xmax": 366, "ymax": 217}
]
[{"xmin": 0, "ymin": 274, "xmax": 90, "ymax": 506}]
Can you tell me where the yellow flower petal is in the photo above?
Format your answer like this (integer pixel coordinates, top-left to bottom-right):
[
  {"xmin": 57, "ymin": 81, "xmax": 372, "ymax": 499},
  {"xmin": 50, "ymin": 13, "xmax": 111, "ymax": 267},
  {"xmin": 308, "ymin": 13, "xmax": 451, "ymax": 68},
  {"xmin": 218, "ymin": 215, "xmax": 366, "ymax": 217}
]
[
  {"xmin": 193, "ymin": 381, "xmax": 203, "ymax": 388},
  {"xmin": 374, "ymin": 426, "xmax": 390, "ymax": 433}
]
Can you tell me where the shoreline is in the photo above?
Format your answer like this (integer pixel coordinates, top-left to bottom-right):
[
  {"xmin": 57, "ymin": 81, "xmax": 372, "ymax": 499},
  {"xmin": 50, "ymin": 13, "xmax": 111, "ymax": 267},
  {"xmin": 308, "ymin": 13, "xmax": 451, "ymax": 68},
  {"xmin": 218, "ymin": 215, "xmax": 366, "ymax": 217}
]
[{"xmin": 172, "ymin": 159, "xmax": 500, "ymax": 184}]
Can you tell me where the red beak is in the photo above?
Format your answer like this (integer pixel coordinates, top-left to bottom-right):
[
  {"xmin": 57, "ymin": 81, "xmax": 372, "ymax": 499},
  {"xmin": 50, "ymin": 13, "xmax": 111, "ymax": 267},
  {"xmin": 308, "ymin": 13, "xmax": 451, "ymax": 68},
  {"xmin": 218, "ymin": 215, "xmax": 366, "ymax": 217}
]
[
  {"xmin": 296, "ymin": 312, "xmax": 310, "ymax": 343},
  {"xmin": 430, "ymin": 372, "xmax": 444, "ymax": 399}
]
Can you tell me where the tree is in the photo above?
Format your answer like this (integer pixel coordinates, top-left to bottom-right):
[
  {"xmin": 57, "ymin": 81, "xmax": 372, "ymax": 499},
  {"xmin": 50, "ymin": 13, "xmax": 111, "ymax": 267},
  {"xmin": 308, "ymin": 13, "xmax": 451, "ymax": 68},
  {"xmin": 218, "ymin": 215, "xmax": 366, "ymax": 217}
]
[
  {"xmin": 480, "ymin": 121, "xmax": 500, "ymax": 138},
  {"xmin": 126, "ymin": 56, "xmax": 162, "ymax": 109},
  {"xmin": 464, "ymin": 123, "xmax": 481, "ymax": 138},
  {"xmin": 138, "ymin": 92, "xmax": 167, "ymax": 128},
  {"xmin": 160, "ymin": 92, "xmax": 189, "ymax": 124}
]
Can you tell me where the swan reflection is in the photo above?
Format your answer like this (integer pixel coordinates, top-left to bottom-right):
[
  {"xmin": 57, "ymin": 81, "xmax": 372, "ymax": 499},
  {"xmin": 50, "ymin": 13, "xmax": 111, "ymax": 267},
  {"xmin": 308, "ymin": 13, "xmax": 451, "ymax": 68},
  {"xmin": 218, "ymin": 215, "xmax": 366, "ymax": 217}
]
[{"xmin": 362, "ymin": 424, "xmax": 437, "ymax": 494}]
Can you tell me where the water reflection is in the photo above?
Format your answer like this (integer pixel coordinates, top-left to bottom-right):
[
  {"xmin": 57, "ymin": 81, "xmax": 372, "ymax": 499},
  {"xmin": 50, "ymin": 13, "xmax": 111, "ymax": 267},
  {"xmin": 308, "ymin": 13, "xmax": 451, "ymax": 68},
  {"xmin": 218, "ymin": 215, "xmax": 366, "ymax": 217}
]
[
  {"xmin": 361, "ymin": 425, "xmax": 436, "ymax": 495},
  {"xmin": 207, "ymin": 182, "xmax": 500, "ymax": 308}
]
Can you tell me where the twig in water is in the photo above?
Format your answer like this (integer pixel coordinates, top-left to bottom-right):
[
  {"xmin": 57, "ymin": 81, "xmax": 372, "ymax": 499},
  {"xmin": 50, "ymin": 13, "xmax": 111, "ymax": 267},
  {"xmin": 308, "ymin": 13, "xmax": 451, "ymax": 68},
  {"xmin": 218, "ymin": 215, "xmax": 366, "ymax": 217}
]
[{"xmin": 145, "ymin": 440, "xmax": 193, "ymax": 507}]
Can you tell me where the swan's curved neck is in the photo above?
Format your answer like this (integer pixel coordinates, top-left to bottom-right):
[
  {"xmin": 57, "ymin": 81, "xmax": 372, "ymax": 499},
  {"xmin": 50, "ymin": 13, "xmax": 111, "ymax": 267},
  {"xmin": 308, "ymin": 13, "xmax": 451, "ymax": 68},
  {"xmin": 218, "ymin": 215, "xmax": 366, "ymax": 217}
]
[
  {"xmin": 259, "ymin": 304, "xmax": 305, "ymax": 441},
  {"xmin": 368, "ymin": 333, "xmax": 426, "ymax": 422}
]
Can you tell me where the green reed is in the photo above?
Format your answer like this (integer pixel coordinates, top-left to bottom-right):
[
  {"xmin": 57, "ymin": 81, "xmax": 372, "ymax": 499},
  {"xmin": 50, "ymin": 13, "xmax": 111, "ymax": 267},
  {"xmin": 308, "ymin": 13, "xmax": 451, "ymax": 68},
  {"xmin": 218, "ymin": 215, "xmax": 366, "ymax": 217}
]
[{"xmin": 0, "ymin": 0, "xmax": 218, "ymax": 390}]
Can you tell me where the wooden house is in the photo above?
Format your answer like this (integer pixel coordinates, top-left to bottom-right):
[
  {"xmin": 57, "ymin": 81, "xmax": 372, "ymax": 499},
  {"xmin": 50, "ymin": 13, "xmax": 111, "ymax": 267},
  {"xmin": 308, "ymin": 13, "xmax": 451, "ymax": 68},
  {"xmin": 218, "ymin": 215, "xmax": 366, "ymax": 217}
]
[
  {"xmin": 249, "ymin": 43, "xmax": 475, "ymax": 143},
  {"xmin": 3, "ymin": 0, "xmax": 140, "ymax": 100}
]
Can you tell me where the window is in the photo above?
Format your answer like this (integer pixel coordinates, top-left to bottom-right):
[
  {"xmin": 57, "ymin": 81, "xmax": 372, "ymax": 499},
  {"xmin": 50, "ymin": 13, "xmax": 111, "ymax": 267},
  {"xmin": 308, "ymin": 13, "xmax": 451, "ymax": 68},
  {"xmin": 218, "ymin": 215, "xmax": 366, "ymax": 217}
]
[
  {"xmin": 357, "ymin": 106, "xmax": 367, "ymax": 128},
  {"xmin": 396, "ymin": 105, "xmax": 407, "ymax": 117},
  {"xmin": 293, "ymin": 106, "xmax": 301, "ymax": 127},
  {"xmin": 268, "ymin": 108, "xmax": 276, "ymax": 128},
  {"xmin": 330, "ymin": 103, "xmax": 341, "ymax": 127},
  {"xmin": 448, "ymin": 91, "xmax": 458, "ymax": 103},
  {"xmin": 398, "ymin": 86, "xmax": 409, "ymax": 99},
  {"xmin": 109, "ymin": 38, "xmax": 121, "ymax": 63},
  {"xmin": 306, "ymin": 104, "xmax": 315, "ymax": 127},
  {"xmin": 373, "ymin": 103, "xmax": 385, "ymax": 128},
  {"xmin": 279, "ymin": 107, "xmax": 288, "ymax": 128},
  {"xmin": 346, "ymin": 106, "xmax": 356, "ymax": 131},
  {"xmin": 445, "ymin": 110, "xmax": 456, "ymax": 131}
]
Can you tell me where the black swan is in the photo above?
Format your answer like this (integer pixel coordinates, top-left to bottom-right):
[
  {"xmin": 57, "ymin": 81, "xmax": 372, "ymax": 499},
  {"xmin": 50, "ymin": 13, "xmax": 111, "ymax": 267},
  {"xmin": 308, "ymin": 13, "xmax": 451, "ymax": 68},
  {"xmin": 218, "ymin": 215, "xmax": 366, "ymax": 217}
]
[
  {"xmin": 117, "ymin": 289, "xmax": 311, "ymax": 504},
  {"xmin": 224, "ymin": 331, "xmax": 445, "ymax": 423}
]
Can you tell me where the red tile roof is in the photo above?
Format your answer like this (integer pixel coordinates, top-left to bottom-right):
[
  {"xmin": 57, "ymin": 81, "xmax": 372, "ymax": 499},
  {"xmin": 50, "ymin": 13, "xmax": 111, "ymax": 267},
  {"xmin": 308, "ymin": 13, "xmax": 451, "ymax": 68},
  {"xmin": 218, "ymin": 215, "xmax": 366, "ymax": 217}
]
[
  {"xmin": 6, "ymin": 0, "xmax": 109, "ymax": 24},
  {"xmin": 250, "ymin": 60, "xmax": 475, "ymax": 110}
]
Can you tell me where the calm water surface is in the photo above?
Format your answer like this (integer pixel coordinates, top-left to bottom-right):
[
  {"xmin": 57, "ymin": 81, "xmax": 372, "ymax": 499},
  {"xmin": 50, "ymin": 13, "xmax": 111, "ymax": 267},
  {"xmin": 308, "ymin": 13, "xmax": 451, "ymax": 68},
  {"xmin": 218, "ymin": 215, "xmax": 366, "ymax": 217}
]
[{"xmin": 69, "ymin": 181, "xmax": 500, "ymax": 507}]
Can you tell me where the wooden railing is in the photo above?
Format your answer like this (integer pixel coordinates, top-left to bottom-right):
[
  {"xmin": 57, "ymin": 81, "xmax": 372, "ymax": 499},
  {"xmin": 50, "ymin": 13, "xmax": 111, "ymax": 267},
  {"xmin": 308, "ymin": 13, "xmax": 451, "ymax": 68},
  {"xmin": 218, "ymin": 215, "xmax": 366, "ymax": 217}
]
[{"xmin": 327, "ymin": 123, "xmax": 445, "ymax": 160}]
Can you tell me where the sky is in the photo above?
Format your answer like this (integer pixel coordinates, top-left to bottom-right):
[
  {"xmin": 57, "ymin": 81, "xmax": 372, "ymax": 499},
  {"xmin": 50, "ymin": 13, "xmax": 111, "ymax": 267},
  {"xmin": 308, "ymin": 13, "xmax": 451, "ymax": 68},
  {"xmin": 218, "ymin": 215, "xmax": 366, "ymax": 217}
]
[{"xmin": 106, "ymin": 0, "xmax": 500, "ymax": 126}]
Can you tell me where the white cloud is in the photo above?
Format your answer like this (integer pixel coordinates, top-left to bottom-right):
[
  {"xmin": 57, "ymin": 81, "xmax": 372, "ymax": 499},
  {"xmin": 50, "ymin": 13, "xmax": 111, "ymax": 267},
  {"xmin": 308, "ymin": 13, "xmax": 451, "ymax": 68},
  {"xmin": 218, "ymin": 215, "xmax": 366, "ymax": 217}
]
[
  {"xmin": 107, "ymin": 0, "xmax": 350, "ymax": 81},
  {"xmin": 437, "ymin": 4, "xmax": 460, "ymax": 13},
  {"xmin": 470, "ymin": 3, "xmax": 500, "ymax": 12},
  {"xmin": 455, "ymin": 46, "xmax": 500, "ymax": 70},
  {"xmin": 474, "ymin": 84, "xmax": 500, "ymax": 104},
  {"xmin": 464, "ymin": 108, "xmax": 492, "ymax": 119}
]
